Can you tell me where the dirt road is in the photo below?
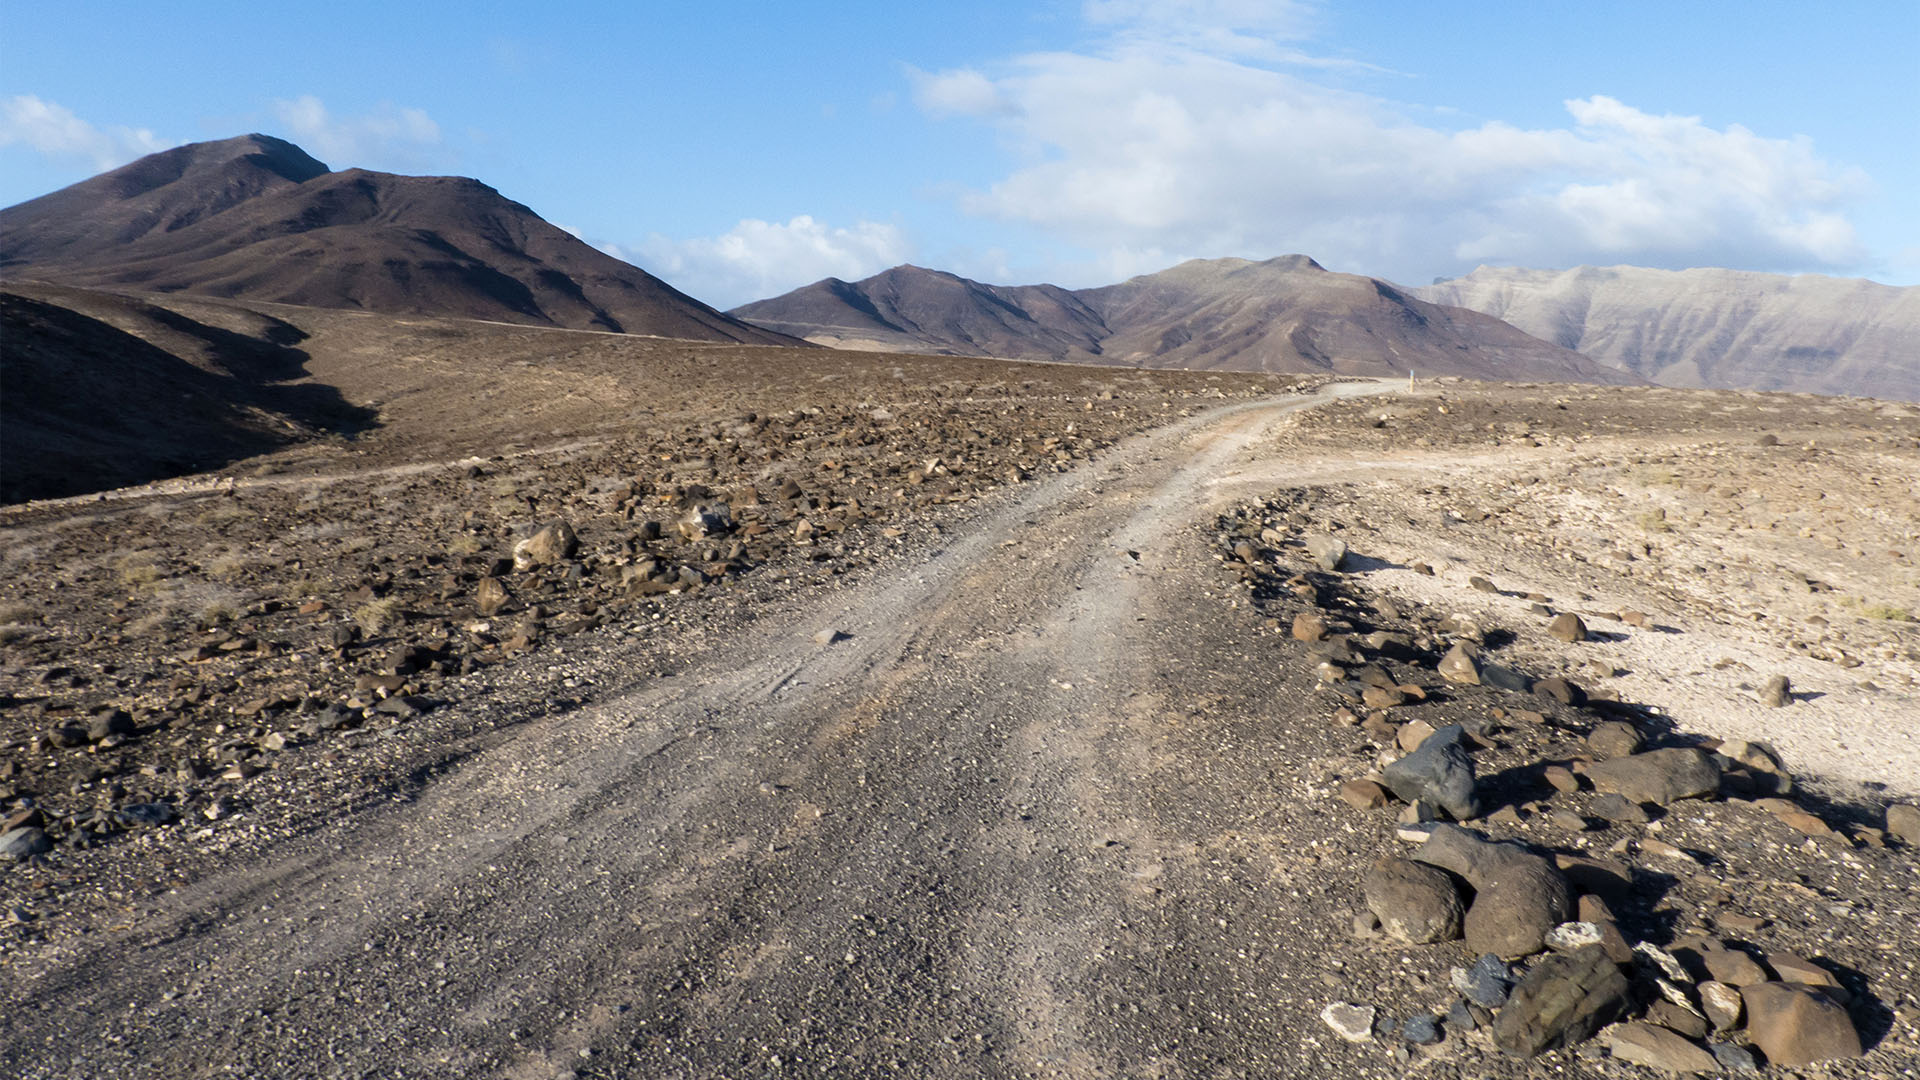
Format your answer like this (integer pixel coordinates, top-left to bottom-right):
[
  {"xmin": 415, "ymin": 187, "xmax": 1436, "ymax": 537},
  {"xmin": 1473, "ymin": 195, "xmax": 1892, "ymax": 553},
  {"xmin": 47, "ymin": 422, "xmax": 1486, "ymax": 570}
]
[{"xmin": 5, "ymin": 383, "xmax": 1435, "ymax": 1079}]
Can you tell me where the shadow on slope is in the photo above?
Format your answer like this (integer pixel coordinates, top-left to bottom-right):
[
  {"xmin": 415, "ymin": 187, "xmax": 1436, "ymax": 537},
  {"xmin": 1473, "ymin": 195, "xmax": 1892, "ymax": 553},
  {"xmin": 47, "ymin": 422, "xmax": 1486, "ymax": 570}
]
[{"xmin": 0, "ymin": 289, "xmax": 376, "ymax": 502}]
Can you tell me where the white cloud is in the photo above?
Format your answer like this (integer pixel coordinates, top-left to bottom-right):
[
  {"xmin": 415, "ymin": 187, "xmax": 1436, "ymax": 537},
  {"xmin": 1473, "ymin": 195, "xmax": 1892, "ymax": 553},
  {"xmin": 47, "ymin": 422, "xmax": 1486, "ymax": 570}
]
[
  {"xmin": 913, "ymin": 9, "xmax": 1870, "ymax": 282},
  {"xmin": 637, "ymin": 215, "xmax": 911, "ymax": 309},
  {"xmin": 270, "ymin": 95, "xmax": 444, "ymax": 169},
  {"xmin": 0, "ymin": 95, "xmax": 172, "ymax": 170}
]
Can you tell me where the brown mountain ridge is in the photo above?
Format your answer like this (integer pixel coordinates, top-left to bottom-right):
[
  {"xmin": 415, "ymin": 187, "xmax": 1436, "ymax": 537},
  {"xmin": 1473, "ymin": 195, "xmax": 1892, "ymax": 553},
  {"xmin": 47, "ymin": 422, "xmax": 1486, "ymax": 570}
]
[
  {"xmin": 0, "ymin": 134, "xmax": 795, "ymax": 345},
  {"xmin": 733, "ymin": 257, "xmax": 1637, "ymax": 385}
]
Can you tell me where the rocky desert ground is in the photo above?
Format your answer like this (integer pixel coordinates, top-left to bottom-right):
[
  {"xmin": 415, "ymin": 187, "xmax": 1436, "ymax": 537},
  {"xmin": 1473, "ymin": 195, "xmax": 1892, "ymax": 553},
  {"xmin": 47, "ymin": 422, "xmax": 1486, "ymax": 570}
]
[{"xmin": 2, "ymin": 298, "xmax": 1918, "ymax": 1079}]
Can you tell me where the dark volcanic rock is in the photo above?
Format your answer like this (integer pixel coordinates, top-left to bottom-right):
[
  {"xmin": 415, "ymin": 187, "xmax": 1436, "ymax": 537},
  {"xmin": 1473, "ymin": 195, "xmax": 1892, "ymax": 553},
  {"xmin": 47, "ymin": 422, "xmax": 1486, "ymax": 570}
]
[
  {"xmin": 1362, "ymin": 857, "xmax": 1464, "ymax": 944},
  {"xmin": 1383, "ymin": 724, "xmax": 1480, "ymax": 821},
  {"xmin": 1491, "ymin": 944, "xmax": 1630, "ymax": 1058},
  {"xmin": 1585, "ymin": 748, "xmax": 1720, "ymax": 806},
  {"xmin": 1415, "ymin": 824, "xmax": 1571, "ymax": 959}
]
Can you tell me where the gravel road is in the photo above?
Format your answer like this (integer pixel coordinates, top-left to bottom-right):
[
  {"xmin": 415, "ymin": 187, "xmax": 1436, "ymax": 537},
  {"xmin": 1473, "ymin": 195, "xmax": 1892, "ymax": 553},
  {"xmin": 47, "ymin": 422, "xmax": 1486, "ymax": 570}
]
[{"xmin": 5, "ymin": 383, "xmax": 1427, "ymax": 1079}]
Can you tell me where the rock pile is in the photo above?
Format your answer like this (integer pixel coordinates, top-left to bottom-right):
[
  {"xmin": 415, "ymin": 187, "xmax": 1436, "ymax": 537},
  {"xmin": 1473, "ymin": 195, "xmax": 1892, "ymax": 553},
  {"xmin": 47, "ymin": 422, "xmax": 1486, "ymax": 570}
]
[{"xmin": 1217, "ymin": 500, "xmax": 1910, "ymax": 1072}]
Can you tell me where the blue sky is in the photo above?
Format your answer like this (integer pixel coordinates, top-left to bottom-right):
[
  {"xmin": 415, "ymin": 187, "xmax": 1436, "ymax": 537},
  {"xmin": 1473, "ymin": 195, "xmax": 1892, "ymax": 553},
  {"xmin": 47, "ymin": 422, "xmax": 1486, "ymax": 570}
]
[{"xmin": 4, "ymin": 1, "xmax": 1916, "ymax": 307}]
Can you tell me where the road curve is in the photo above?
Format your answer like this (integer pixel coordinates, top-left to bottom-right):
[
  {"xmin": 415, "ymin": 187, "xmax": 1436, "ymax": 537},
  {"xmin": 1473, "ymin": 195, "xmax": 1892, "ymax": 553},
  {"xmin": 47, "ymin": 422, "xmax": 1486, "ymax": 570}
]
[{"xmin": 5, "ymin": 382, "xmax": 1397, "ymax": 1080}]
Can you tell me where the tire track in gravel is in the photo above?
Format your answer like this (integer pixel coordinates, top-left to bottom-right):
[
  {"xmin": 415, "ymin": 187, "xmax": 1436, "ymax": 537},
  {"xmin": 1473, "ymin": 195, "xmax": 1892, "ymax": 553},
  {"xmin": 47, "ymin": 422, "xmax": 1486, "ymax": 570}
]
[{"xmin": 2, "ymin": 381, "xmax": 1390, "ymax": 1080}]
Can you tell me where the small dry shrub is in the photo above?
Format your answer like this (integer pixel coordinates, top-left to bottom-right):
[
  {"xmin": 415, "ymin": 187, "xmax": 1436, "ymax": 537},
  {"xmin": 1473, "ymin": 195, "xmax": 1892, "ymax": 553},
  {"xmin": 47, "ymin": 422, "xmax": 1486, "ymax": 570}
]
[{"xmin": 354, "ymin": 597, "xmax": 404, "ymax": 635}]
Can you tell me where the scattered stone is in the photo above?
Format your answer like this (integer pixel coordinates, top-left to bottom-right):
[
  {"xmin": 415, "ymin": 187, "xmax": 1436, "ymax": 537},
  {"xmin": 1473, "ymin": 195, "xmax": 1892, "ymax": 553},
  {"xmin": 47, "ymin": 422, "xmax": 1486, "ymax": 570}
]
[
  {"xmin": 812, "ymin": 628, "xmax": 846, "ymax": 646},
  {"xmin": 1885, "ymin": 802, "xmax": 1920, "ymax": 845},
  {"xmin": 1454, "ymin": 954, "xmax": 1513, "ymax": 1008},
  {"xmin": 1291, "ymin": 612, "xmax": 1329, "ymax": 642},
  {"xmin": 1481, "ymin": 663, "xmax": 1531, "ymax": 692},
  {"xmin": 1544, "ymin": 765, "xmax": 1581, "ymax": 793},
  {"xmin": 1445, "ymin": 998, "xmax": 1479, "ymax": 1032},
  {"xmin": 373, "ymin": 695, "xmax": 430, "ymax": 717},
  {"xmin": 1765, "ymin": 952, "xmax": 1844, "ymax": 996},
  {"xmin": 1491, "ymin": 944, "xmax": 1631, "ymax": 1058},
  {"xmin": 512, "ymin": 520, "xmax": 579, "ymax": 570},
  {"xmin": 476, "ymin": 576, "xmax": 511, "ymax": 616},
  {"xmin": 1605, "ymin": 1021, "xmax": 1718, "ymax": 1073},
  {"xmin": 1470, "ymin": 575, "xmax": 1500, "ymax": 593},
  {"xmin": 1397, "ymin": 799, "xmax": 1442, "ymax": 824},
  {"xmin": 1590, "ymin": 792, "xmax": 1652, "ymax": 825},
  {"xmin": 1698, "ymin": 981, "xmax": 1743, "ymax": 1030},
  {"xmin": 1533, "ymin": 676, "xmax": 1581, "ymax": 705},
  {"xmin": 1338, "ymin": 778, "xmax": 1392, "ymax": 810},
  {"xmin": 1363, "ymin": 857, "xmax": 1465, "ymax": 945},
  {"xmin": 1646, "ymin": 999, "xmax": 1710, "ymax": 1040},
  {"xmin": 1361, "ymin": 685, "xmax": 1406, "ymax": 710},
  {"xmin": 1402, "ymin": 1015, "xmax": 1441, "ymax": 1045},
  {"xmin": 1384, "ymin": 724, "xmax": 1480, "ymax": 821},
  {"xmin": 1759, "ymin": 674, "xmax": 1791, "ymax": 707},
  {"xmin": 87, "ymin": 709, "xmax": 135, "ymax": 741},
  {"xmin": 1544, "ymin": 921, "xmax": 1604, "ymax": 952},
  {"xmin": 1437, "ymin": 643, "xmax": 1480, "ymax": 685},
  {"xmin": 1708, "ymin": 1042, "xmax": 1758, "ymax": 1072},
  {"xmin": 1304, "ymin": 534, "xmax": 1349, "ymax": 572},
  {"xmin": 1548, "ymin": 809, "xmax": 1591, "ymax": 832},
  {"xmin": 1548, "ymin": 612, "xmax": 1588, "ymax": 643},
  {"xmin": 1395, "ymin": 719, "xmax": 1436, "ymax": 751},
  {"xmin": 1586, "ymin": 748, "xmax": 1720, "ymax": 806},
  {"xmin": 1740, "ymin": 982, "xmax": 1862, "ymax": 1066},
  {"xmin": 0, "ymin": 827, "xmax": 53, "ymax": 860},
  {"xmin": 116, "ymin": 802, "xmax": 178, "ymax": 826},
  {"xmin": 1321, "ymin": 1002, "xmax": 1375, "ymax": 1043},
  {"xmin": 1395, "ymin": 822, "xmax": 1440, "ymax": 843},
  {"xmin": 1700, "ymin": 946, "xmax": 1769, "ymax": 988},
  {"xmin": 1587, "ymin": 721, "xmax": 1644, "ymax": 758}
]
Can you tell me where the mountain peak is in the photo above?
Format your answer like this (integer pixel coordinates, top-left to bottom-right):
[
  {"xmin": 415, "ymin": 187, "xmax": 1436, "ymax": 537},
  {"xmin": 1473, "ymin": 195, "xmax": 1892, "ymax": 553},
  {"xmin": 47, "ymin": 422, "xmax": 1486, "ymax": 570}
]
[{"xmin": 0, "ymin": 135, "xmax": 796, "ymax": 345}]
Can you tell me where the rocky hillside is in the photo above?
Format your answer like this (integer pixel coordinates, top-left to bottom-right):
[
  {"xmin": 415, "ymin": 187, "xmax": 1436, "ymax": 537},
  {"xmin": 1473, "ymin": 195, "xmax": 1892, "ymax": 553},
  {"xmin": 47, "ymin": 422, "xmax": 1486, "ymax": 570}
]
[
  {"xmin": 735, "ymin": 257, "xmax": 1639, "ymax": 385},
  {"xmin": 1417, "ymin": 265, "xmax": 1920, "ymax": 400},
  {"xmin": 0, "ymin": 135, "xmax": 796, "ymax": 344}
]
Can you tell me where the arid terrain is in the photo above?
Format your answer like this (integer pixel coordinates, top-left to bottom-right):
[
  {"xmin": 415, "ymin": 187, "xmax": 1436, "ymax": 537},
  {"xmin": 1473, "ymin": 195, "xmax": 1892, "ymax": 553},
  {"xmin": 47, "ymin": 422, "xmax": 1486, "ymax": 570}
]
[{"xmin": 2, "ymin": 287, "xmax": 1917, "ymax": 1077}]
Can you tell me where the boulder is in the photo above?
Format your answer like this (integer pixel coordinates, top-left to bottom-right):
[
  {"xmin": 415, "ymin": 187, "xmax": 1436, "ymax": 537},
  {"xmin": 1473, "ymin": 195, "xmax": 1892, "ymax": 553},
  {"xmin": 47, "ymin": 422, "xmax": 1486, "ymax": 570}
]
[
  {"xmin": 1384, "ymin": 724, "xmax": 1480, "ymax": 821},
  {"xmin": 1362, "ymin": 858, "xmax": 1464, "ymax": 944},
  {"xmin": 1740, "ymin": 982, "xmax": 1861, "ymax": 1065},
  {"xmin": 1414, "ymin": 824, "xmax": 1571, "ymax": 958},
  {"xmin": 1491, "ymin": 944, "xmax": 1631, "ymax": 1058},
  {"xmin": 1586, "ymin": 748, "xmax": 1720, "ymax": 806}
]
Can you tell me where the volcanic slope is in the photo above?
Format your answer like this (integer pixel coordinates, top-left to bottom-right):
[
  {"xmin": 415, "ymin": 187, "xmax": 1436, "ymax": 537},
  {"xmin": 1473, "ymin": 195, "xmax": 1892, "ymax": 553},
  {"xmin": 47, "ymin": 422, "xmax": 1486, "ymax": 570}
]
[
  {"xmin": 1417, "ymin": 264, "xmax": 1920, "ymax": 400},
  {"xmin": 734, "ymin": 256, "xmax": 1638, "ymax": 384},
  {"xmin": 0, "ymin": 134, "xmax": 794, "ymax": 344}
]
